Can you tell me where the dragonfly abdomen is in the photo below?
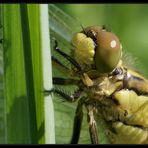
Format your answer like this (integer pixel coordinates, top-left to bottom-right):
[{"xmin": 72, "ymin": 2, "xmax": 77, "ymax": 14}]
[{"xmin": 96, "ymin": 83, "xmax": 148, "ymax": 144}]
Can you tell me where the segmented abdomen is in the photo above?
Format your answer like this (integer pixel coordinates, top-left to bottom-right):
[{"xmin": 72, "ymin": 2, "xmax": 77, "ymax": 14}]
[{"xmin": 107, "ymin": 89, "xmax": 148, "ymax": 144}]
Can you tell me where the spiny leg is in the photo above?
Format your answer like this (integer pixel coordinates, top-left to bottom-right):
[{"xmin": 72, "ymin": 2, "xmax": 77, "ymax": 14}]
[
  {"xmin": 44, "ymin": 88, "xmax": 81, "ymax": 102},
  {"xmin": 52, "ymin": 55, "xmax": 72, "ymax": 76},
  {"xmin": 52, "ymin": 55, "xmax": 69, "ymax": 71},
  {"xmin": 70, "ymin": 98, "xmax": 85, "ymax": 144},
  {"xmin": 53, "ymin": 77, "xmax": 80, "ymax": 85},
  {"xmin": 86, "ymin": 104, "xmax": 99, "ymax": 144},
  {"xmin": 45, "ymin": 88, "xmax": 84, "ymax": 144},
  {"xmin": 54, "ymin": 40, "xmax": 82, "ymax": 71}
]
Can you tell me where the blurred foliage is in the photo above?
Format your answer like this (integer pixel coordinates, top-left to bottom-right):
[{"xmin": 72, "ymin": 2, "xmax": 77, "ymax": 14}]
[{"xmin": 56, "ymin": 4, "xmax": 148, "ymax": 77}]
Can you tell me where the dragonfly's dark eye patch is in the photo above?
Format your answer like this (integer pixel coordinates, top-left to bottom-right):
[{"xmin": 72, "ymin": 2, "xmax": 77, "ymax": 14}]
[{"xmin": 86, "ymin": 30, "xmax": 97, "ymax": 41}]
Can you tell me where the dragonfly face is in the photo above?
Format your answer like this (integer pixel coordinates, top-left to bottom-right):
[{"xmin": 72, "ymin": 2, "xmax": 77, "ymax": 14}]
[
  {"xmin": 49, "ymin": 25, "xmax": 148, "ymax": 144},
  {"xmin": 72, "ymin": 26, "xmax": 122, "ymax": 74}
]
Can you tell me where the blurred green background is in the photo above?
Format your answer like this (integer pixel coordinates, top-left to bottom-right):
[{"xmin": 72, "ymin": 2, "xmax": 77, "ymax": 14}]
[{"xmin": 56, "ymin": 4, "xmax": 148, "ymax": 77}]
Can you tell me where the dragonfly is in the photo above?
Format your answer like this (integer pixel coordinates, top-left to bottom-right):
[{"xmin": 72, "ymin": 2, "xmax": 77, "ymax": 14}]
[{"xmin": 46, "ymin": 4, "xmax": 148, "ymax": 144}]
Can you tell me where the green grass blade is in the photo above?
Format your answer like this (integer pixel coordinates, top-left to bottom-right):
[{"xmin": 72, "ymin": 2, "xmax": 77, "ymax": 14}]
[
  {"xmin": 20, "ymin": 4, "xmax": 38, "ymax": 143},
  {"xmin": 2, "ymin": 4, "xmax": 54, "ymax": 144},
  {"xmin": 3, "ymin": 4, "xmax": 32, "ymax": 143}
]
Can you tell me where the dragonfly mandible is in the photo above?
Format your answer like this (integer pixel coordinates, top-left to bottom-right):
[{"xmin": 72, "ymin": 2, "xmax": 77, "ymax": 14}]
[{"xmin": 47, "ymin": 5, "xmax": 148, "ymax": 144}]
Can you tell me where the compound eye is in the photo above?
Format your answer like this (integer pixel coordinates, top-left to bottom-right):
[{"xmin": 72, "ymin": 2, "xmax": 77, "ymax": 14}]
[{"xmin": 94, "ymin": 31, "xmax": 122, "ymax": 73}]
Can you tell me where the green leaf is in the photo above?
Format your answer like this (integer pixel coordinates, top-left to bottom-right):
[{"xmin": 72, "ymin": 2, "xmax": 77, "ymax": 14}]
[{"xmin": 0, "ymin": 4, "xmax": 55, "ymax": 144}]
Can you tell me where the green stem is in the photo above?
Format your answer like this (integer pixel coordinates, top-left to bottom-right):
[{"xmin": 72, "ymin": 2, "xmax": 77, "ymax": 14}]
[{"xmin": 20, "ymin": 4, "xmax": 38, "ymax": 143}]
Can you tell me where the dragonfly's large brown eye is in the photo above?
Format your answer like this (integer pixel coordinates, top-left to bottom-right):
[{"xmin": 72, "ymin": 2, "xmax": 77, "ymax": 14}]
[
  {"xmin": 94, "ymin": 31, "xmax": 122, "ymax": 73},
  {"xmin": 72, "ymin": 25, "xmax": 122, "ymax": 73}
]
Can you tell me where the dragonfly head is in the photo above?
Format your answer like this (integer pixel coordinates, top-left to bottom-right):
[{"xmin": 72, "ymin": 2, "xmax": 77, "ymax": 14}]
[{"xmin": 71, "ymin": 25, "xmax": 122, "ymax": 74}]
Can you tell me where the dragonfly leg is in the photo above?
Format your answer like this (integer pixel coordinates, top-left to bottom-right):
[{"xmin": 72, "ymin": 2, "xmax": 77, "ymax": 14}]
[
  {"xmin": 52, "ymin": 55, "xmax": 72, "ymax": 76},
  {"xmin": 86, "ymin": 104, "xmax": 99, "ymax": 144},
  {"xmin": 46, "ymin": 87, "xmax": 84, "ymax": 143},
  {"xmin": 53, "ymin": 77, "xmax": 80, "ymax": 85},
  {"xmin": 70, "ymin": 98, "xmax": 84, "ymax": 144},
  {"xmin": 53, "ymin": 40, "xmax": 82, "ymax": 71},
  {"xmin": 44, "ymin": 88, "xmax": 81, "ymax": 102}
]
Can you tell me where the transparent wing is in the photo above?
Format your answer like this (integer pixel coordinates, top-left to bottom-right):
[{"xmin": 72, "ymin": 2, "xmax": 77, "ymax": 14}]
[
  {"xmin": 49, "ymin": 4, "xmax": 81, "ymax": 78},
  {"xmin": 48, "ymin": 4, "xmax": 80, "ymax": 42},
  {"xmin": 48, "ymin": 4, "xmax": 90, "ymax": 144}
]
